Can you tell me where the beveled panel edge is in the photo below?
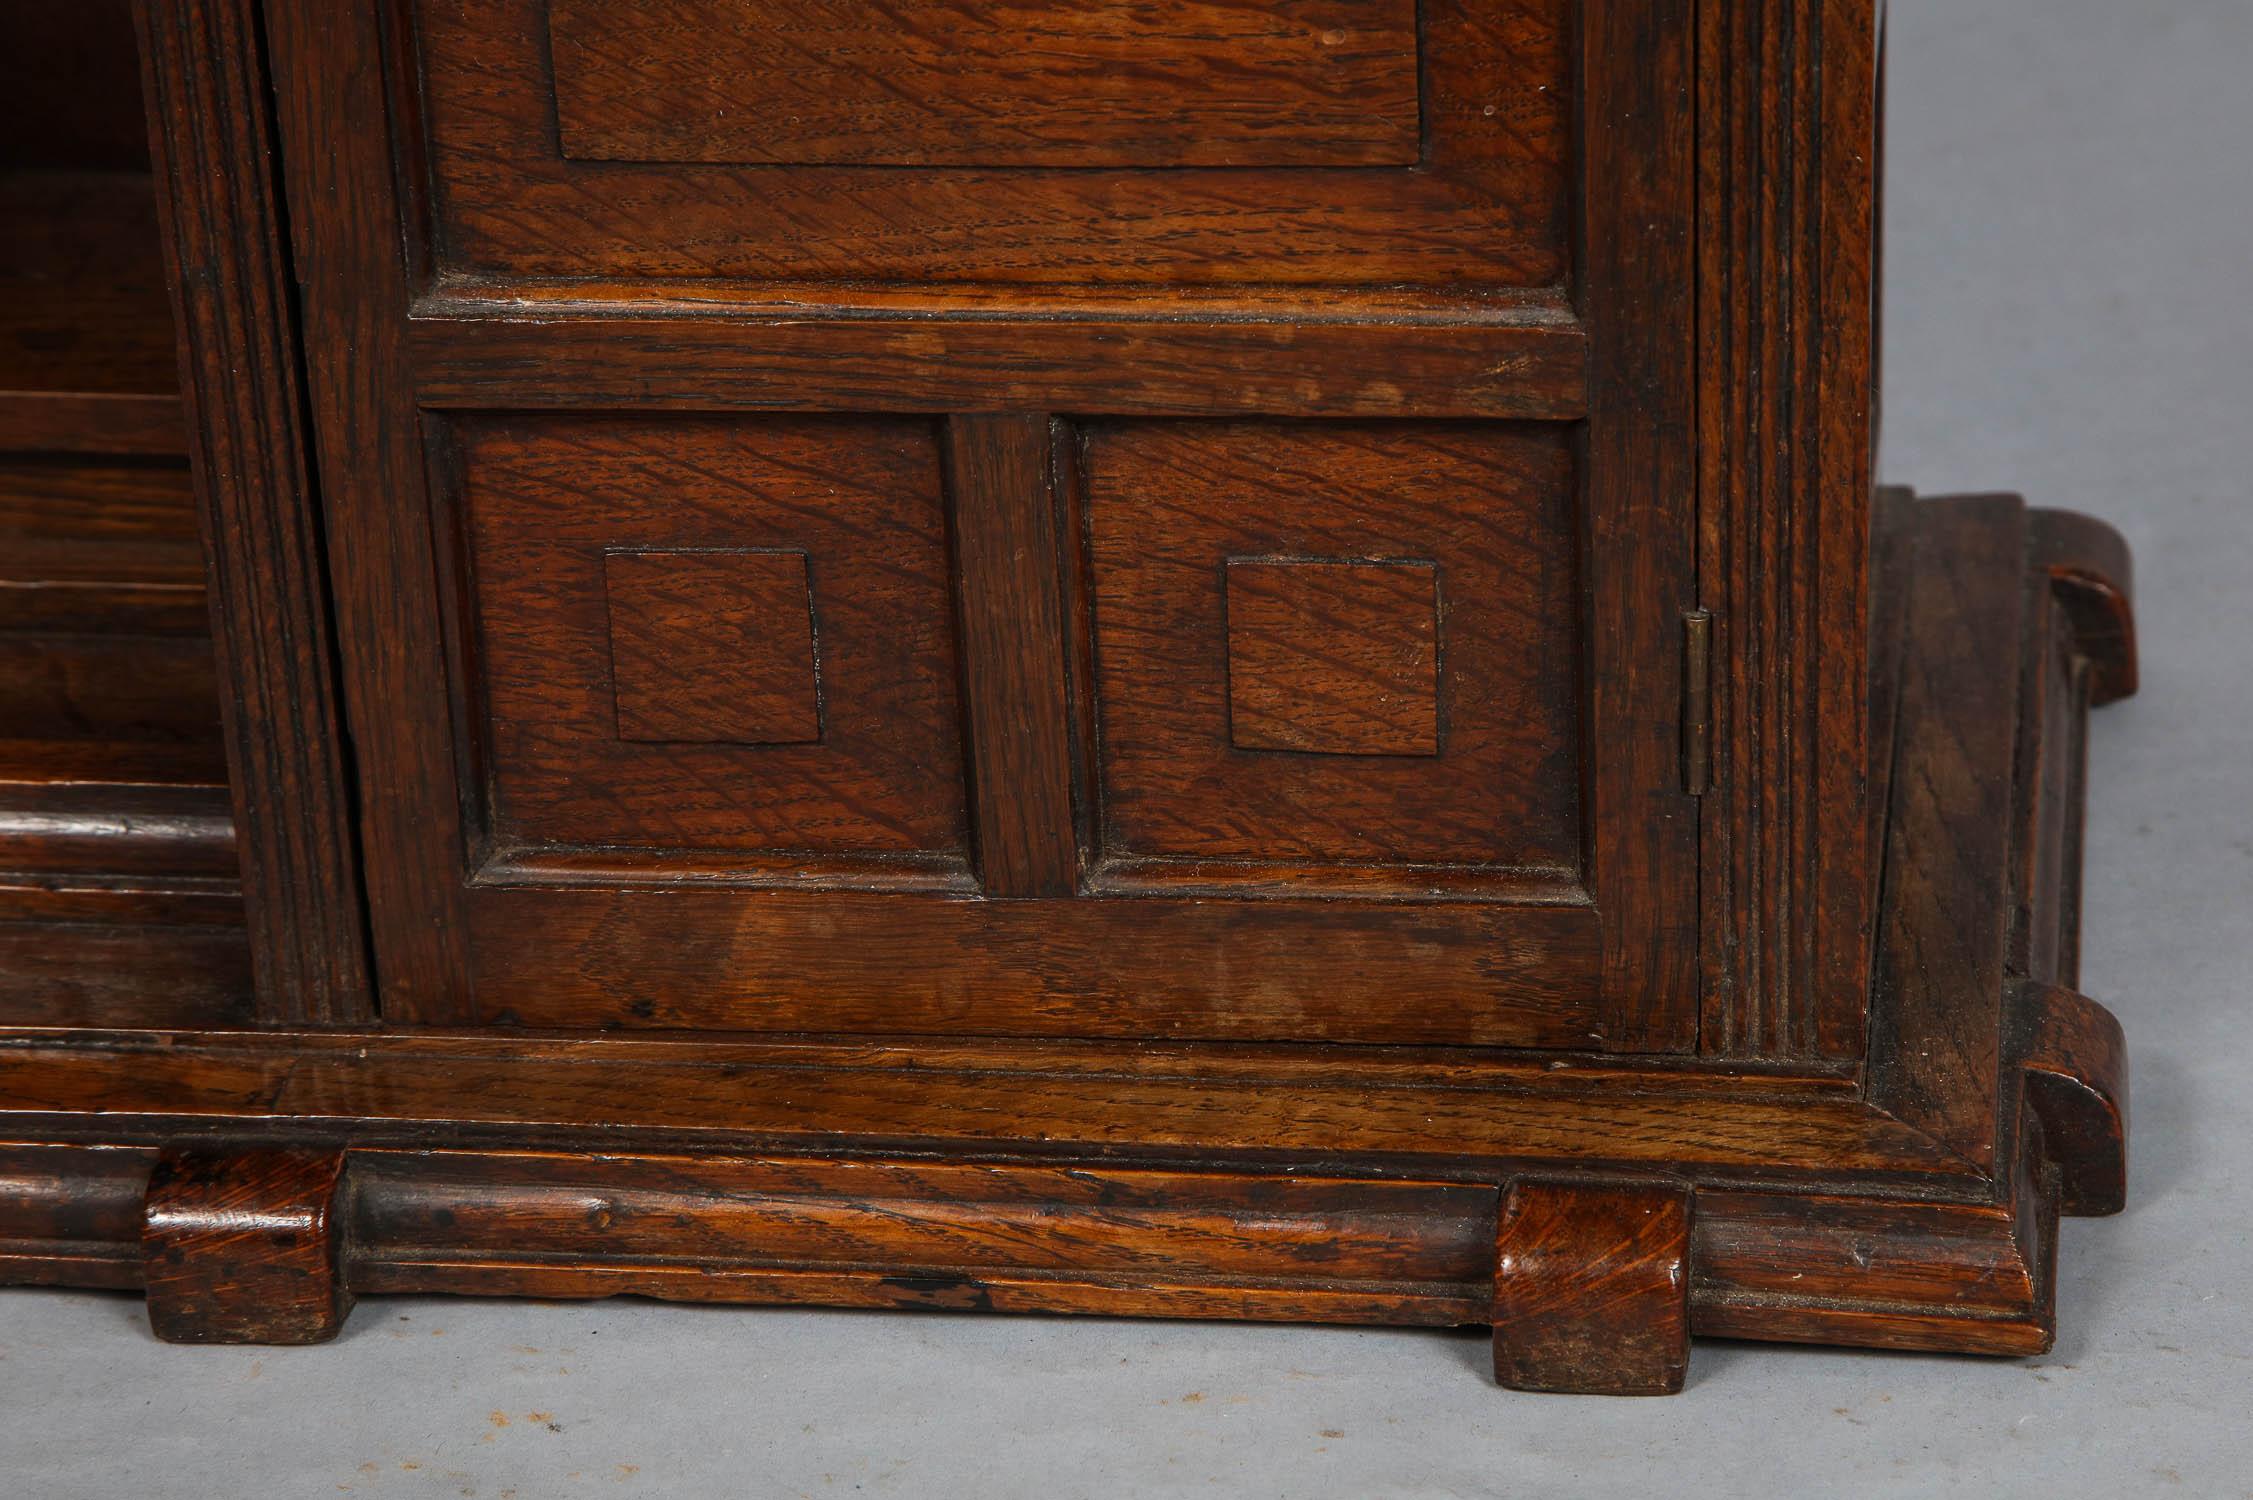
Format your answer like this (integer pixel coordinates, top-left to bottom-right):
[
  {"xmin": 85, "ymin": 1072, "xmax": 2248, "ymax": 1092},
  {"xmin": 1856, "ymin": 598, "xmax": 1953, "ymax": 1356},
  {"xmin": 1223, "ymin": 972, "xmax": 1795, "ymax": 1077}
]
[
  {"xmin": 0, "ymin": 1025, "xmax": 1981, "ymax": 1189},
  {"xmin": 405, "ymin": 290, "xmax": 1589, "ymax": 421}
]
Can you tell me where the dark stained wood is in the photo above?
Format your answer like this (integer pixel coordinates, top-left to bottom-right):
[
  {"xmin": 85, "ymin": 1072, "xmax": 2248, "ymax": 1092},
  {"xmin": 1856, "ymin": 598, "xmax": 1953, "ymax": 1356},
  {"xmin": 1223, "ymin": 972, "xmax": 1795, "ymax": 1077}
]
[
  {"xmin": 409, "ymin": 292, "xmax": 1591, "ymax": 423},
  {"xmin": 946, "ymin": 415, "xmax": 1081, "ymax": 898},
  {"xmin": 602, "ymin": 549, "xmax": 824, "ymax": 746},
  {"xmin": 0, "ymin": 1143, "xmax": 157, "ymax": 1289},
  {"xmin": 1866, "ymin": 496, "xmax": 2027, "ymax": 1168},
  {"xmin": 2028, "ymin": 507, "xmax": 2139, "ymax": 707},
  {"xmin": 133, "ymin": 0, "xmax": 375, "ymax": 1024},
  {"xmin": 0, "ymin": 171, "xmax": 180, "ymax": 405},
  {"xmin": 1492, "ymin": 1180, "xmax": 1692, "ymax": 1395},
  {"xmin": 2008, "ymin": 539, "xmax": 2085, "ymax": 990},
  {"xmin": 0, "ymin": 393, "xmax": 184, "ymax": 457},
  {"xmin": 548, "ymin": 0, "xmax": 1422, "ymax": 169},
  {"xmin": 0, "ymin": 1027, "xmax": 1956, "ymax": 1182},
  {"xmin": 1224, "ymin": 559, "xmax": 1441, "ymax": 758},
  {"xmin": 0, "ymin": 925, "xmax": 252, "ymax": 1029},
  {"xmin": 412, "ymin": 0, "xmax": 1570, "ymax": 286},
  {"xmin": 1693, "ymin": 1103, "xmax": 2063, "ymax": 1357},
  {"xmin": 0, "ymin": 461, "xmax": 207, "ymax": 634},
  {"xmin": 0, "ymin": 0, "xmax": 2143, "ymax": 1390},
  {"xmin": 0, "ymin": 2, "xmax": 154, "ymax": 172},
  {"xmin": 469, "ymin": 888, "xmax": 1601, "ymax": 1047},
  {"xmin": 352, "ymin": 1151, "xmax": 1489, "ymax": 1325},
  {"xmin": 0, "ymin": 635, "xmax": 221, "ymax": 746},
  {"xmin": 2017, "ymin": 980, "xmax": 2129, "ymax": 1217},
  {"xmin": 142, "ymin": 1148, "xmax": 350, "ymax": 1343},
  {"xmin": 1083, "ymin": 421, "xmax": 1583, "ymax": 871},
  {"xmin": 0, "ymin": 771, "xmax": 235, "ymax": 881},
  {"xmin": 263, "ymin": 0, "xmax": 470, "ymax": 1023},
  {"xmin": 1696, "ymin": 0, "xmax": 1881, "ymax": 1061},
  {"xmin": 1581, "ymin": 0, "xmax": 1703, "ymax": 1053},
  {"xmin": 0, "ymin": 1127, "xmax": 2073, "ymax": 1356},
  {"xmin": 455, "ymin": 413, "xmax": 965, "ymax": 857}
]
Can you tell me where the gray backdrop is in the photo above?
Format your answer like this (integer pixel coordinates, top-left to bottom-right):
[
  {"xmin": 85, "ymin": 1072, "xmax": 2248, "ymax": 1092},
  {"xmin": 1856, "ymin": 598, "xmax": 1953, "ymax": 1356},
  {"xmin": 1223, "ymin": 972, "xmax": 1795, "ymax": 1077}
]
[{"xmin": 3, "ymin": 1, "xmax": 2247, "ymax": 1494}]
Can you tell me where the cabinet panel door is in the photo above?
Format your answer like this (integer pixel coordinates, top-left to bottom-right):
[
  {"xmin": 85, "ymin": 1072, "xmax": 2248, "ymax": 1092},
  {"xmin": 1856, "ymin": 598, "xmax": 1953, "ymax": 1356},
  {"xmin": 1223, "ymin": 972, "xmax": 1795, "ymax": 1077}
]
[{"xmin": 267, "ymin": 0, "xmax": 1699, "ymax": 1051}]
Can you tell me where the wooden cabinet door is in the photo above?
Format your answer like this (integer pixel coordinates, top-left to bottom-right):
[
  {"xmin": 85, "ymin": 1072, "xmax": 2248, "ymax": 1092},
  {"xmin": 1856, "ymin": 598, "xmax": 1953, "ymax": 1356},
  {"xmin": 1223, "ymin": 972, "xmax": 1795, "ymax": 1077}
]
[{"xmin": 266, "ymin": 0, "xmax": 1700, "ymax": 1051}]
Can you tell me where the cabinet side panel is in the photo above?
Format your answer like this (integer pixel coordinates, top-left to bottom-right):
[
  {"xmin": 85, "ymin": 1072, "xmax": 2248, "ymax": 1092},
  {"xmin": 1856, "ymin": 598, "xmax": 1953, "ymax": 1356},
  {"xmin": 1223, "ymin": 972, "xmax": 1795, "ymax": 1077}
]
[{"xmin": 1696, "ymin": 0, "xmax": 1879, "ymax": 1060}]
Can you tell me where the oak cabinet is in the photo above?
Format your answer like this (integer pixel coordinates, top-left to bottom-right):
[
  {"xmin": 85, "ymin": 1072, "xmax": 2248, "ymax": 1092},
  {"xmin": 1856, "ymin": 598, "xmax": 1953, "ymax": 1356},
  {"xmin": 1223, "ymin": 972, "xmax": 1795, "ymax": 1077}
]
[{"xmin": 0, "ymin": 0, "xmax": 2134, "ymax": 1395}]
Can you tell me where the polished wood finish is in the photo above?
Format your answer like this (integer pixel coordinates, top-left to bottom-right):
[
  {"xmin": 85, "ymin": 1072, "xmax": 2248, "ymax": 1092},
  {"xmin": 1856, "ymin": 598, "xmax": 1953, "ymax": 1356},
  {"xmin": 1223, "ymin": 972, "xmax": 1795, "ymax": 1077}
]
[
  {"xmin": 1083, "ymin": 422, "xmax": 1582, "ymax": 868},
  {"xmin": 0, "ymin": 499, "xmax": 2135, "ymax": 1380},
  {"xmin": 132, "ymin": 0, "xmax": 373, "ymax": 1024},
  {"xmin": 1223, "ymin": 559, "xmax": 1441, "ymax": 759},
  {"xmin": 0, "ymin": 0, "xmax": 2141, "ymax": 1397},
  {"xmin": 413, "ymin": 0, "xmax": 1571, "ymax": 286},
  {"xmin": 547, "ymin": 0, "xmax": 1424, "ymax": 170},
  {"xmin": 946, "ymin": 414, "xmax": 1081, "ymax": 899},
  {"xmin": 1493, "ymin": 1181, "xmax": 1692, "ymax": 1395},
  {"xmin": 2019, "ymin": 980, "xmax": 2129, "ymax": 1217},
  {"xmin": 142, "ymin": 1148, "xmax": 350, "ymax": 1343},
  {"xmin": 1697, "ymin": 0, "xmax": 1880, "ymax": 1061}
]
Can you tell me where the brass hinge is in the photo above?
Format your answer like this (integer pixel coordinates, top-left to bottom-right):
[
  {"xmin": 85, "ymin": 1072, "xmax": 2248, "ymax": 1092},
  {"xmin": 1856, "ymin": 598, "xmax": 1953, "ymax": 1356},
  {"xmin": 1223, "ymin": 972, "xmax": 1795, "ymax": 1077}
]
[{"xmin": 1682, "ymin": 609, "xmax": 1713, "ymax": 796}]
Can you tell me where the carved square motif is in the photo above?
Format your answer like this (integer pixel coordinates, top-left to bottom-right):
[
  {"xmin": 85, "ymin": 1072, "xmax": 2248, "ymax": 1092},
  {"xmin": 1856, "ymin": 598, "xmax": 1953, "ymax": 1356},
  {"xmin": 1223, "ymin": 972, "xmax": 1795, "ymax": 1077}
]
[
  {"xmin": 1083, "ymin": 420, "xmax": 1580, "ymax": 869},
  {"xmin": 1226, "ymin": 559, "xmax": 1439, "ymax": 757},
  {"xmin": 603, "ymin": 548, "xmax": 821, "ymax": 745},
  {"xmin": 459, "ymin": 414, "xmax": 965, "ymax": 857}
]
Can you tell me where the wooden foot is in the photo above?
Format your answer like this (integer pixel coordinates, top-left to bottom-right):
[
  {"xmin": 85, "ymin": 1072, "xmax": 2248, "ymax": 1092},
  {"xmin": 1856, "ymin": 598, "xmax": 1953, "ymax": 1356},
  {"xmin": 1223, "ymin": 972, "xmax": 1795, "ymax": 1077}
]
[
  {"xmin": 142, "ymin": 1148, "xmax": 352, "ymax": 1344},
  {"xmin": 2018, "ymin": 980, "xmax": 2130, "ymax": 1216},
  {"xmin": 2027, "ymin": 507, "xmax": 2137, "ymax": 707},
  {"xmin": 1492, "ymin": 1179, "xmax": 1692, "ymax": 1396}
]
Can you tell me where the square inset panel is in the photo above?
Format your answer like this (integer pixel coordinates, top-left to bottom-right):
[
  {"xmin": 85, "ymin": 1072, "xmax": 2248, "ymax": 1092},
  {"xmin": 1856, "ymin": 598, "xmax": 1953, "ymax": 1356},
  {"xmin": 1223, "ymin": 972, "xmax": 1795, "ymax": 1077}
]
[
  {"xmin": 603, "ymin": 549, "xmax": 821, "ymax": 746},
  {"xmin": 456, "ymin": 414, "xmax": 965, "ymax": 857},
  {"xmin": 1084, "ymin": 421, "xmax": 1581, "ymax": 870},
  {"xmin": 1226, "ymin": 559, "xmax": 1439, "ymax": 757},
  {"xmin": 413, "ymin": 0, "xmax": 1571, "ymax": 288}
]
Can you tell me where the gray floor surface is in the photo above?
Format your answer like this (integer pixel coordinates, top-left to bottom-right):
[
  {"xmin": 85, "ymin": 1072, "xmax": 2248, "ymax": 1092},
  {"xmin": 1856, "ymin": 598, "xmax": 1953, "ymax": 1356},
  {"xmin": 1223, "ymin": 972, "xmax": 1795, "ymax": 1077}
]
[{"xmin": 4, "ymin": 1, "xmax": 2250, "ymax": 1495}]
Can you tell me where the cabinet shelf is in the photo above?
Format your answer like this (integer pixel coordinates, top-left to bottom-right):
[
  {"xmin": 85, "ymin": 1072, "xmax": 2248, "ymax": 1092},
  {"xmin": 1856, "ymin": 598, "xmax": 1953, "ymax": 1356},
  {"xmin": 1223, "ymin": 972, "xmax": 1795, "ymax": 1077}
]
[{"xmin": 0, "ymin": 169, "xmax": 186, "ymax": 457}]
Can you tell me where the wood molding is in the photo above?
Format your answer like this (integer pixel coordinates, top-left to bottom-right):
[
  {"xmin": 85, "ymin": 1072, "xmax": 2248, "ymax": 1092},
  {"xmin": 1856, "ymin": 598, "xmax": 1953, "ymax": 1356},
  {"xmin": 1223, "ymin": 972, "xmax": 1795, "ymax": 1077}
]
[
  {"xmin": 132, "ymin": 0, "xmax": 374, "ymax": 1024},
  {"xmin": 261, "ymin": 0, "xmax": 471, "ymax": 1022},
  {"xmin": 1695, "ymin": 0, "xmax": 1882, "ymax": 1059}
]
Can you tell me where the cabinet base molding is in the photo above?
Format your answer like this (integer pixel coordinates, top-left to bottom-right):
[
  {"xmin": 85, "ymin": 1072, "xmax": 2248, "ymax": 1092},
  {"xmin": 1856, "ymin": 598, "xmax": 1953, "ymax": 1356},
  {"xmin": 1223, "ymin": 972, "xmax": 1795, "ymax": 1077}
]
[{"xmin": 0, "ymin": 496, "xmax": 2133, "ymax": 1392}]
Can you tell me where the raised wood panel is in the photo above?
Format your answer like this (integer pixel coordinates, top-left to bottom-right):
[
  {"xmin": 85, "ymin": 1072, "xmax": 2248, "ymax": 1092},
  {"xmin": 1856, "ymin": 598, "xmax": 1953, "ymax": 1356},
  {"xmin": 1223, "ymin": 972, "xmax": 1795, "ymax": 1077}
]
[
  {"xmin": 1083, "ymin": 421, "xmax": 1581, "ymax": 873},
  {"xmin": 453, "ymin": 414, "xmax": 966, "ymax": 859},
  {"xmin": 549, "ymin": 0, "xmax": 1422, "ymax": 169},
  {"xmin": 410, "ymin": 0, "xmax": 1571, "ymax": 286}
]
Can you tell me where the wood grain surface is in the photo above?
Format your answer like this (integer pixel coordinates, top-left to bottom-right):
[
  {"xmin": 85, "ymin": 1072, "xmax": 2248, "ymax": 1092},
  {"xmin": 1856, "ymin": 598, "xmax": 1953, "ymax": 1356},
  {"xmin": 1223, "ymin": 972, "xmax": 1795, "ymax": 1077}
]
[
  {"xmin": 1493, "ymin": 1179, "xmax": 1693, "ymax": 1395},
  {"xmin": 142, "ymin": 1148, "xmax": 351, "ymax": 1343},
  {"xmin": 549, "ymin": 0, "xmax": 1423, "ymax": 169},
  {"xmin": 413, "ymin": 0, "xmax": 1570, "ymax": 286}
]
